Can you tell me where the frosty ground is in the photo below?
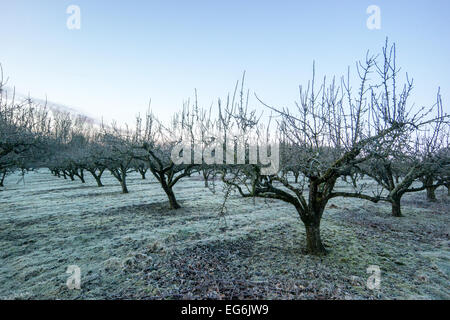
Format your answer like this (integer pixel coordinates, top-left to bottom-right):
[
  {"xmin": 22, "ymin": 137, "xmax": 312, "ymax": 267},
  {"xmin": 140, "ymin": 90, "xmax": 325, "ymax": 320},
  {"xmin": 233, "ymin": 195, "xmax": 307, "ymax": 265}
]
[{"xmin": 0, "ymin": 170, "xmax": 448, "ymax": 299}]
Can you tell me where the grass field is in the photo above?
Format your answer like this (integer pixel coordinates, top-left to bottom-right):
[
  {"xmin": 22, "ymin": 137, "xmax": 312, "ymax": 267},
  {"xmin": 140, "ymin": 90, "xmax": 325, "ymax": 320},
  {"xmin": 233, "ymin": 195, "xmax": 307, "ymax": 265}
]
[{"xmin": 0, "ymin": 170, "xmax": 448, "ymax": 299}]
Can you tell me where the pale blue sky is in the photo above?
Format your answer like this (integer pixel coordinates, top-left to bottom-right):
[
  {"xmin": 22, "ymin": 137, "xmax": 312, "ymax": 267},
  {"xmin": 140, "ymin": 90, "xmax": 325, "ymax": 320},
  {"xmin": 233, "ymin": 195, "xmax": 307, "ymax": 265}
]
[{"xmin": 1, "ymin": 0, "xmax": 449, "ymax": 125}]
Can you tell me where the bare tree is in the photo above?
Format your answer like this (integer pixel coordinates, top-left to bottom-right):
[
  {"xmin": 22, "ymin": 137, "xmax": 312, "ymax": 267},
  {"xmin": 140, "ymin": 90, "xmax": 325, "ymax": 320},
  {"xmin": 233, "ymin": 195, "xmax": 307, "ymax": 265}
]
[
  {"xmin": 133, "ymin": 160, "xmax": 148, "ymax": 180},
  {"xmin": 219, "ymin": 41, "xmax": 443, "ymax": 255},
  {"xmin": 420, "ymin": 132, "xmax": 450, "ymax": 200},
  {"xmin": 0, "ymin": 66, "xmax": 51, "ymax": 187},
  {"xmin": 133, "ymin": 110, "xmax": 198, "ymax": 209},
  {"xmin": 355, "ymin": 89, "xmax": 447, "ymax": 215},
  {"xmin": 100, "ymin": 123, "xmax": 136, "ymax": 194}
]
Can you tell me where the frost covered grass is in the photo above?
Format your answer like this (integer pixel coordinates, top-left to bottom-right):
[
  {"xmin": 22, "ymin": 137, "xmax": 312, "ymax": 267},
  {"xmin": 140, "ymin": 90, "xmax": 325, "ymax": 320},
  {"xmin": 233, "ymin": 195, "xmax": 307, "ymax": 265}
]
[{"xmin": 0, "ymin": 170, "xmax": 449, "ymax": 299}]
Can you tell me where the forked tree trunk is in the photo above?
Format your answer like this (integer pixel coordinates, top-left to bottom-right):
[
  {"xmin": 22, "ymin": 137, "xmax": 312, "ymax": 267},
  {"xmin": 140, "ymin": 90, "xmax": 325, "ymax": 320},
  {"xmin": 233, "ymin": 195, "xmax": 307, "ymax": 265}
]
[
  {"xmin": 75, "ymin": 170, "xmax": 85, "ymax": 183},
  {"xmin": 151, "ymin": 169, "xmax": 182, "ymax": 209},
  {"xmin": 299, "ymin": 180, "xmax": 329, "ymax": 255},
  {"xmin": 95, "ymin": 176, "xmax": 104, "ymax": 187},
  {"xmin": 110, "ymin": 168, "xmax": 129, "ymax": 194},
  {"xmin": 139, "ymin": 168, "xmax": 147, "ymax": 180},
  {"xmin": 89, "ymin": 170, "xmax": 104, "ymax": 187},
  {"xmin": 294, "ymin": 172, "xmax": 299, "ymax": 184}
]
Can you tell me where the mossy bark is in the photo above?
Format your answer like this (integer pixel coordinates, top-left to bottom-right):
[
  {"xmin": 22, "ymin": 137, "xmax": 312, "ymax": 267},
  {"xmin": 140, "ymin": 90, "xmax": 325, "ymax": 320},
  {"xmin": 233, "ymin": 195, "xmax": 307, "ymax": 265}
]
[
  {"xmin": 305, "ymin": 223, "xmax": 326, "ymax": 255},
  {"xmin": 391, "ymin": 197, "xmax": 402, "ymax": 217},
  {"xmin": 426, "ymin": 186, "xmax": 437, "ymax": 202},
  {"xmin": 424, "ymin": 176, "xmax": 437, "ymax": 201}
]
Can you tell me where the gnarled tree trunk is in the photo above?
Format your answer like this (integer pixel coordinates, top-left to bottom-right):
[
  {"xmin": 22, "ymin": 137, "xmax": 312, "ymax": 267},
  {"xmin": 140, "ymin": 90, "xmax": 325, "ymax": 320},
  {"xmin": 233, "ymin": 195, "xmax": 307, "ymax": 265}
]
[
  {"xmin": 297, "ymin": 186, "xmax": 327, "ymax": 255},
  {"xmin": 426, "ymin": 186, "xmax": 437, "ymax": 201},
  {"xmin": 75, "ymin": 169, "xmax": 85, "ymax": 183},
  {"xmin": 424, "ymin": 175, "xmax": 437, "ymax": 201},
  {"xmin": 304, "ymin": 222, "xmax": 326, "ymax": 255},
  {"xmin": 95, "ymin": 176, "xmax": 104, "ymax": 187},
  {"xmin": 391, "ymin": 196, "xmax": 402, "ymax": 217},
  {"xmin": 162, "ymin": 184, "xmax": 180, "ymax": 209},
  {"xmin": 88, "ymin": 169, "xmax": 104, "ymax": 187}
]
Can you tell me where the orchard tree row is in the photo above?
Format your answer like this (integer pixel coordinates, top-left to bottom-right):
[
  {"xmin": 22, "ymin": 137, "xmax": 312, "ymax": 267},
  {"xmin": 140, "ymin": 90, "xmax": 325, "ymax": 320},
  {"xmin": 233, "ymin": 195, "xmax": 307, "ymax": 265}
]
[{"xmin": 1, "ymin": 41, "xmax": 448, "ymax": 255}]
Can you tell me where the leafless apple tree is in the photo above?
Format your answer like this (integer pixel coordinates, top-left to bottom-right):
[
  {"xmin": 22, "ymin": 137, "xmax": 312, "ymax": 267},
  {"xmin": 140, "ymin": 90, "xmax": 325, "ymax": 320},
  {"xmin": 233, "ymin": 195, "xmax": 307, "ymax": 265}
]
[
  {"xmin": 0, "ymin": 66, "xmax": 51, "ymax": 187},
  {"xmin": 217, "ymin": 41, "xmax": 447, "ymax": 255}
]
